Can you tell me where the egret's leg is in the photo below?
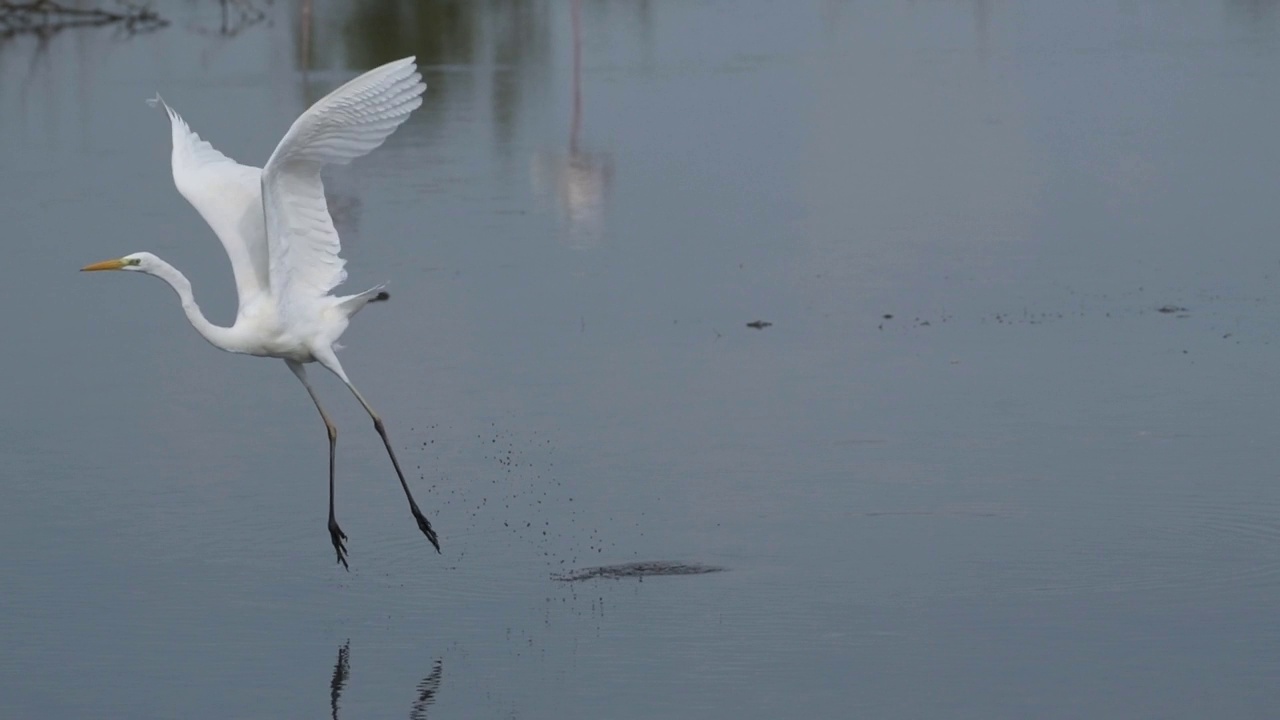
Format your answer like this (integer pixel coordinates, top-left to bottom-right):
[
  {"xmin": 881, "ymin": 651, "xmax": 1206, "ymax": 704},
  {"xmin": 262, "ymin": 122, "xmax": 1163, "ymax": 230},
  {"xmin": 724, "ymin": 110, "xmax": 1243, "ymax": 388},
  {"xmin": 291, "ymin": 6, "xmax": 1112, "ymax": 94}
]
[
  {"xmin": 286, "ymin": 359, "xmax": 349, "ymax": 569},
  {"xmin": 315, "ymin": 350, "xmax": 441, "ymax": 553}
]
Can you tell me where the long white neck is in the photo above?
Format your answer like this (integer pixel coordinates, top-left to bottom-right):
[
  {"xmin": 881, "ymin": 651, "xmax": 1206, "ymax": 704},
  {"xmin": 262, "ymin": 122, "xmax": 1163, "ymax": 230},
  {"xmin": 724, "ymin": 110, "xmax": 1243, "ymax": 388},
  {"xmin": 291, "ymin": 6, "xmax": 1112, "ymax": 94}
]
[{"xmin": 146, "ymin": 258, "xmax": 242, "ymax": 352}]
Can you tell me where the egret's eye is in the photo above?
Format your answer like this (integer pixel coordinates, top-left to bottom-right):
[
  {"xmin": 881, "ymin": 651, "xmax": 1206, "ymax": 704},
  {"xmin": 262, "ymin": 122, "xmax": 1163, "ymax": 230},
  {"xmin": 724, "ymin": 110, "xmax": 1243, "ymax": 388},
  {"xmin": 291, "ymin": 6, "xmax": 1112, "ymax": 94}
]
[{"xmin": 125, "ymin": 258, "xmax": 142, "ymax": 266}]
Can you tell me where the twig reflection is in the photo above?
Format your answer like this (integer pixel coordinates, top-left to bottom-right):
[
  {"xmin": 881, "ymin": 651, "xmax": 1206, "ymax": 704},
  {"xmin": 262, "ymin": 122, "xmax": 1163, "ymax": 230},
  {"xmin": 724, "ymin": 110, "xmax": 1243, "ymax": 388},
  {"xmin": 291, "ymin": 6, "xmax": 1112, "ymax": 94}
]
[
  {"xmin": 532, "ymin": 0, "xmax": 614, "ymax": 249},
  {"xmin": 0, "ymin": 0, "xmax": 166, "ymax": 39},
  {"xmin": 188, "ymin": 0, "xmax": 266, "ymax": 37}
]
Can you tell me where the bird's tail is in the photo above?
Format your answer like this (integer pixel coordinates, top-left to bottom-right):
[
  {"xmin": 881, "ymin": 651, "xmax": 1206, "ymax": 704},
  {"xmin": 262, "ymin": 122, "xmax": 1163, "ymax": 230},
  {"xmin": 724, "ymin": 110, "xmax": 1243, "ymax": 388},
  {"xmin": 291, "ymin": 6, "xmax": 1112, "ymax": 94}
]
[{"xmin": 336, "ymin": 284, "xmax": 390, "ymax": 319}]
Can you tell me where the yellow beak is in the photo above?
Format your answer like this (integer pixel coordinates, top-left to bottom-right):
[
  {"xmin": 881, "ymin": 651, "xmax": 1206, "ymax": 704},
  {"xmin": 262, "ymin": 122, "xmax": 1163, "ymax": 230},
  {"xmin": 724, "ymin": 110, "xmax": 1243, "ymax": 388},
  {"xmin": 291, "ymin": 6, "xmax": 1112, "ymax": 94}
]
[{"xmin": 80, "ymin": 258, "xmax": 127, "ymax": 272}]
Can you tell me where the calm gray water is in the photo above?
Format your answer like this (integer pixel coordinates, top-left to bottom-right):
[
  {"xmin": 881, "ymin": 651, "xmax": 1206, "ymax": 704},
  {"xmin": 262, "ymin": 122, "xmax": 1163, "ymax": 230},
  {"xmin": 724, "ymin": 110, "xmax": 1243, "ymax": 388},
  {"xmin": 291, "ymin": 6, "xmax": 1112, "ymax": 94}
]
[{"xmin": 3, "ymin": 0, "xmax": 1280, "ymax": 717}]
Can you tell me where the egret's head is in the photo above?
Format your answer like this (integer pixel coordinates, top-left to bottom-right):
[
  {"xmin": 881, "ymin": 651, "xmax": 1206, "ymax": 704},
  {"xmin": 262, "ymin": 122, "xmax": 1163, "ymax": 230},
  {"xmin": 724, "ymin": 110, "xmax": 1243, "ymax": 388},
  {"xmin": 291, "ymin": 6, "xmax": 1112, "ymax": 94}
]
[{"xmin": 80, "ymin": 252, "xmax": 157, "ymax": 274}]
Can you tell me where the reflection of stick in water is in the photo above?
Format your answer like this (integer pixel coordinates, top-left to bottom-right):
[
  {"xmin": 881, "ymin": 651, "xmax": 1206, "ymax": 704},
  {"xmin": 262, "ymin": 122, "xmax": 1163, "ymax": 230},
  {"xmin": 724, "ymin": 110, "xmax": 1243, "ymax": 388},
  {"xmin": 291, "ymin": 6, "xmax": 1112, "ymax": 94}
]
[
  {"xmin": 330, "ymin": 641, "xmax": 350, "ymax": 720},
  {"xmin": 570, "ymin": 0, "xmax": 583, "ymax": 154},
  {"xmin": 216, "ymin": 0, "xmax": 265, "ymax": 36},
  {"xmin": 532, "ymin": 0, "xmax": 614, "ymax": 249},
  {"xmin": 0, "ymin": 0, "xmax": 167, "ymax": 38},
  {"xmin": 409, "ymin": 659, "xmax": 444, "ymax": 720},
  {"xmin": 188, "ymin": 0, "xmax": 266, "ymax": 37},
  {"xmin": 300, "ymin": 0, "xmax": 313, "ymax": 74}
]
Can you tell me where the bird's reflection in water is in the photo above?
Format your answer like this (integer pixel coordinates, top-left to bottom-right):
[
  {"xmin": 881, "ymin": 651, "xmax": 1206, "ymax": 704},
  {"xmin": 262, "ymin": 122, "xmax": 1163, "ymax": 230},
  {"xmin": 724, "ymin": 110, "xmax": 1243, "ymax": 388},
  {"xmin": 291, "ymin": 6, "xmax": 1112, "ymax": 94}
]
[
  {"xmin": 329, "ymin": 641, "xmax": 444, "ymax": 719},
  {"xmin": 410, "ymin": 660, "xmax": 444, "ymax": 720},
  {"xmin": 330, "ymin": 641, "xmax": 350, "ymax": 720}
]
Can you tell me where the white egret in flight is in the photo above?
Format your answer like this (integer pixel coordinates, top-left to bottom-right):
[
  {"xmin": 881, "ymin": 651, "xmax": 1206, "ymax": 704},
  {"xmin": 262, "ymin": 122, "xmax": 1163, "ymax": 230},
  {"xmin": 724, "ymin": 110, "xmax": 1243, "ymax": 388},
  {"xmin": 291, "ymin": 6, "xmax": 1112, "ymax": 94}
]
[{"xmin": 81, "ymin": 57, "xmax": 437, "ymax": 569}]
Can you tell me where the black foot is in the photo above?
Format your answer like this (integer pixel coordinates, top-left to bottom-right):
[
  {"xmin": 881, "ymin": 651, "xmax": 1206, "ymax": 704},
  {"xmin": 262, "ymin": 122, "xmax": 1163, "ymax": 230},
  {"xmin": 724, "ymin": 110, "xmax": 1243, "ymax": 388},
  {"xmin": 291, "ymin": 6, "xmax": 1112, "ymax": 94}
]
[
  {"xmin": 412, "ymin": 507, "xmax": 441, "ymax": 553},
  {"xmin": 329, "ymin": 518, "xmax": 349, "ymax": 570}
]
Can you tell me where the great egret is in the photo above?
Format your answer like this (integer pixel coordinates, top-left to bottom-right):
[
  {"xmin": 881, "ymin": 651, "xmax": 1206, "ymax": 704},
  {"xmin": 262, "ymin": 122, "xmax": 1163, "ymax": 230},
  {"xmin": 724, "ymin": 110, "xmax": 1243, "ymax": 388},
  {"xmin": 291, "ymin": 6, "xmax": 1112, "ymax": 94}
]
[{"xmin": 81, "ymin": 57, "xmax": 437, "ymax": 569}]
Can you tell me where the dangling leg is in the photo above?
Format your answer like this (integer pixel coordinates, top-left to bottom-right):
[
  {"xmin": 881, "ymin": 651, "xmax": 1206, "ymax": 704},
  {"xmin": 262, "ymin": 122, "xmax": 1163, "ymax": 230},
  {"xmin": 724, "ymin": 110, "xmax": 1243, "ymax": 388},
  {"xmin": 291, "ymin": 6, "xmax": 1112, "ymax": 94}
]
[
  {"xmin": 286, "ymin": 359, "xmax": 349, "ymax": 569},
  {"xmin": 315, "ymin": 349, "xmax": 441, "ymax": 553}
]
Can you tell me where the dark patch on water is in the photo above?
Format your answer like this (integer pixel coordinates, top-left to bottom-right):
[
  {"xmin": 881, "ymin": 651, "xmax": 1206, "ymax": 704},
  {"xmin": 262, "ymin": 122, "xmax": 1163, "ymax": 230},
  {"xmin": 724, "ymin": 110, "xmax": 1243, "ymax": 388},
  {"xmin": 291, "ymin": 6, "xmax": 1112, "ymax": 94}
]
[{"xmin": 553, "ymin": 561, "xmax": 725, "ymax": 582}]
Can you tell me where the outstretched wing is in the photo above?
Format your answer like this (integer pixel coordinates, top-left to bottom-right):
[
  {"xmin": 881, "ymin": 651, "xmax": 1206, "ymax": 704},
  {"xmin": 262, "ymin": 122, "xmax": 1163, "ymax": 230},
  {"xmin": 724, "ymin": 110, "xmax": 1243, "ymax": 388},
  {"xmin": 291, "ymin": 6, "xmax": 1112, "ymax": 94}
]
[
  {"xmin": 261, "ymin": 57, "xmax": 425, "ymax": 314},
  {"xmin": 149, "ymin": 95, "xmax": 270, "ymax": 309}
]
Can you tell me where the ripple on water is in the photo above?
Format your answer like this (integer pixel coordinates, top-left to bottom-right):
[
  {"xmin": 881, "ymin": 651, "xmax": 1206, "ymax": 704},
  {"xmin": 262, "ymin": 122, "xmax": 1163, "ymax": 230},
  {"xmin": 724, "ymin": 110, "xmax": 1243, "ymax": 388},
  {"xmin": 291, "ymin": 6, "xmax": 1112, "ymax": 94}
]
[{"xmin": 1001, "ymin": 492, "xmax": 1280, "ymax": 601}]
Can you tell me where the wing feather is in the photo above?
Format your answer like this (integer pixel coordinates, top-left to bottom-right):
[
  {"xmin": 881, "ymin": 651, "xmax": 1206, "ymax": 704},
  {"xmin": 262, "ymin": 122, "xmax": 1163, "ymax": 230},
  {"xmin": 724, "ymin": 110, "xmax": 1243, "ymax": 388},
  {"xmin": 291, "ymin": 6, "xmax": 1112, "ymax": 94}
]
[
  {"xmin": 149, "ymin": 95, "xmax": 270, "ymax": 309},
  {"xmin": 261, "ymin": 57, "xmax": 425, "ymax": 312}
]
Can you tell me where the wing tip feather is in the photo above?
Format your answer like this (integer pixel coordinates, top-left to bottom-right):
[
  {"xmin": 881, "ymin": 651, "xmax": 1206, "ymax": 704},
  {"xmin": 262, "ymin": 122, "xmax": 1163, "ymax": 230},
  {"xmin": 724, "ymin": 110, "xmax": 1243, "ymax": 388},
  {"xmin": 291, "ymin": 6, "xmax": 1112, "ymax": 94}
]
[
  {"xmin": 263, "ymin": 57, "xmax": 427, "ymax": 304},
  {"xmin": 146, "ymin": 92, "xmax": 186, "ymax": 129}
]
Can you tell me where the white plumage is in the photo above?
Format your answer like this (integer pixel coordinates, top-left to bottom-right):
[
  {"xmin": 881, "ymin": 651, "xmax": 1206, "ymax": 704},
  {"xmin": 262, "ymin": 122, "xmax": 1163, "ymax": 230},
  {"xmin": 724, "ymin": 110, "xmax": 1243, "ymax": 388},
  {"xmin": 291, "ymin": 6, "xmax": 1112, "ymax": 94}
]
[{"xmin": 83, "ymin": 58, "xmax": 438, "ymax": 569}]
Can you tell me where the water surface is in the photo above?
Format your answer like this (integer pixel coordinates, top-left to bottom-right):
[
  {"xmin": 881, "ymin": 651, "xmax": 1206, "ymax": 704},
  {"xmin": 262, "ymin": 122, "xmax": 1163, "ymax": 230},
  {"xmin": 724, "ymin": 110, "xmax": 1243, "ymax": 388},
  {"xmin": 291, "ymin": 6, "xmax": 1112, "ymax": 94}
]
[{"xmin": 2, "ymin": 1, "xmax": 1280, "ymax": 717}]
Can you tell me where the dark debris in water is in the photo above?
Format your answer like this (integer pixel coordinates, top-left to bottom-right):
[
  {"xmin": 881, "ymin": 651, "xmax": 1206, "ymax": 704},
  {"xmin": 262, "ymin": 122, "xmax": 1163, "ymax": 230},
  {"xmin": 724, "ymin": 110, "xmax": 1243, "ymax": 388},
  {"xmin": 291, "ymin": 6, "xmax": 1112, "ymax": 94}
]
[
  {"xmin": 746, "ymin": 320, "xmax": 773, "ymax": 329},
  {"xmin": 873, "ymin": 289, "xmax": 1217, "ymax": 333},
  {"xmin": 553, "ymin": 561, "xmax": 725, "ymax": 582}
]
